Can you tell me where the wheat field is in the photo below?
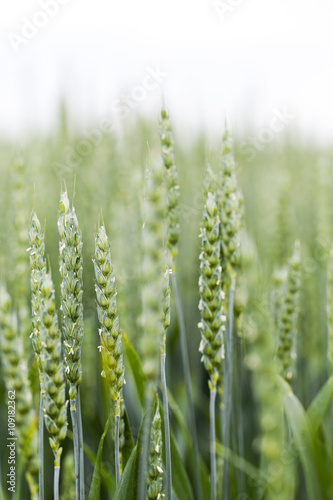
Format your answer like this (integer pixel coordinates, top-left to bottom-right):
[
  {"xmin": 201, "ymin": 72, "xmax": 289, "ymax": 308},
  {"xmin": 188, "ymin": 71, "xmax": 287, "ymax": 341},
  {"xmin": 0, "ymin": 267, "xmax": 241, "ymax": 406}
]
[{"xmin": 0, "ymin": 107, "xmax": 333, "ymax": 500}]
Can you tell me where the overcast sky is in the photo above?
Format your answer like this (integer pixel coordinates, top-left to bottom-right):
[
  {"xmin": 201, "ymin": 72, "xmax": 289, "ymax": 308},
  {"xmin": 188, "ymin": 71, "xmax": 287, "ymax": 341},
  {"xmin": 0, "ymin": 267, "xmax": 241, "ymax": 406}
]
[{"xmin": 1, "ymin": 0, "xmax": 333, "ymax": 144}]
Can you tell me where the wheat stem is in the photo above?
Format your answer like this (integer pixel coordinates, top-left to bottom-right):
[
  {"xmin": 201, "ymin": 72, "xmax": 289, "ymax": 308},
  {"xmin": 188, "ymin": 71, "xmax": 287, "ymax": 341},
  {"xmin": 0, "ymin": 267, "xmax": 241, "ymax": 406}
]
[
  {"xmin": 223, "ymin": 280, "xmax": 235, "ymax": 498},
  {"xmin": 115, "ymin": 413, "xmax": 120, "ymax": 486},
  {"xmin": 58, "ymin": 190, "xmax": 84, "ymax": 498},
  {"xmin": 54, "ymin": 465, "xmax": 60, "ymax": 500},
  {"xmin": 77, "ymin": 388, "xmax": 85, "ymax": 499},
  {"xmin": 39, "ymin": 390, "xmax": 44, "ymax": 500},
  {"xmin": 70, "ymin": 390, "xmax": 80, "ymax": 500},
  {"xmin": 210, "ymin": 386, "xmax": 217, "ymax": 500},
  {"xmin": 161, "ymin": 352, "xmax": 172, "ymax": 500},
  {"xmin": 172, "ymin": 272, "xmax": 202, "ymax": 500}
]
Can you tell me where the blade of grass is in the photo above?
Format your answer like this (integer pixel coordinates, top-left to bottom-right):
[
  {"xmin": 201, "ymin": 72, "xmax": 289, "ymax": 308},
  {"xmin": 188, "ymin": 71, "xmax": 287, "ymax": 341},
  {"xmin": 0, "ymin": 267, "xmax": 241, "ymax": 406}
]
[
  {"xmin": 120, "ymin": 405, "xmax": 135, "ymax": 469},
  {"xmin": 67, "ymin": 429, "xmax": 114, "ymax": 492},
  {"xmin": 123, "ymin": 331, "xmax": 147, "ymax": 409},
  {"xmin": 277, "ymin": 375, "xmax": 324, "ymax": 500},
  {"xmin": 113, "ymin": 446, "xmax": 137, "ymax": 500},
  {"xmin": 123, "ymin": 331, "xmax": 202, "ymax": 500},
  {"xmin": 216, "ymin": 442, "xmax": 263, "ymax": 483},
  {"xmin": 169, "ymin": 428, "xmax": 195, "ymax": 500},
  {"xmin": 167, "ymin": 387, "xmax": 211, "ymax": 499},
  {"xmin": 307, "ymin": 374, "xmax": 333, "ymax": 433},
  {"xmin": 158, "ymin": 391, "xmax": 195, "ymax": 500},
  {"xmin": 136, "ymin": 387, "xmax": 154, "ymax": 500},
  {"xmin": 88, "ymin": 417, "xmax": 110, "ymax": 500}
]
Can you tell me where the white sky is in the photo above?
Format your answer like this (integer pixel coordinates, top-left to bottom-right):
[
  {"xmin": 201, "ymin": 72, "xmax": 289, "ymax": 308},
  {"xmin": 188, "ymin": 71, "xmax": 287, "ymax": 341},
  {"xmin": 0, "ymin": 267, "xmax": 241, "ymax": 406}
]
[{"xmin": 1, "ymin": 0, "xmax": 333, "ymax": 144}]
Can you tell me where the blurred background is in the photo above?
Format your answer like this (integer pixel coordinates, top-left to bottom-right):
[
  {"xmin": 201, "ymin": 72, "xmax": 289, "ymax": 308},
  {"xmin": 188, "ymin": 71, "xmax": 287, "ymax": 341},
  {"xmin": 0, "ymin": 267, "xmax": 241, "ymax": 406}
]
[{"xmin": 1, "ymin": 0, "xmax": 333, "ymax": 144}]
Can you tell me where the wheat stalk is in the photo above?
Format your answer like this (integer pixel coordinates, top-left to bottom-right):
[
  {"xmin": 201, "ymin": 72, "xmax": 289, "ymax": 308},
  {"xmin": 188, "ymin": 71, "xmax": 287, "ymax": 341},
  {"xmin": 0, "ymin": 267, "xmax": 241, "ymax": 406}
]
[
  {"xmin": 28, "ymin": 210, "xmax": 47, "ymax": 500},
  {"xmin": 217, "ymin": 128, "xmax": 242, "ymax": 498},
  {"xmin": 160, "ymin": 108, "xmax": 201, "ymax": 500},
  {"xmin": 58, "ymin": 189, "xmax": 84, "ymax": 499},
  {"xmin": 94, "ymin": 223, "xmax": 125, "ymax": 484},
  {"xmin": 199, "ymin": 191, "xmax": 225, "ymax": 500},
  {"xmin": 136, "ymin": 156, "xmax": 166, "ymax": 500}
]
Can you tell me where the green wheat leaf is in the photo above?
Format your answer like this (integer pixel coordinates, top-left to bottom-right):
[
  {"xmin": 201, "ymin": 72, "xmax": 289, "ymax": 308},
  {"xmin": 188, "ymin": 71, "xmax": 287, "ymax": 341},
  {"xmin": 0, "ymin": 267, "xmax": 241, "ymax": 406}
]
[
  {"xmin": 123, "ymin": 331, "xmax": 147, "ymax": 408},
  {"xmin": 307, "ymin": 374, "xmax": 333, "ymax": 433},
  {"xmin": 88, "ymin": 417, "xmax": 110, "ymax": 500}
]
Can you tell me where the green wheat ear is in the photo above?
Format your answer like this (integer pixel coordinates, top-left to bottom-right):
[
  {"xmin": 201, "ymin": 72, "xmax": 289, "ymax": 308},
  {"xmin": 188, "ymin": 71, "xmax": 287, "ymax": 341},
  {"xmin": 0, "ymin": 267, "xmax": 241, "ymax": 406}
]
[
  {"xmin": 58, "ymin": 189, "xmax": 84, "ymax": 398},
  {"xmin": 160, "ymin": 108, "xmax": 180, "ymax": 270},
  {"xmin": 277, "ymin": 241, "xmax": 301, "ymax": 382},
  {"xmin": 58, "ymin": 188, "xmax": 84, "ymax": 498},
  {"xmin": 198, "ymin": 191, "xmax": 225, "ymax": 390},
  {"xmin": 139, "ymin": 157, "xmax": 166, "ymax": 381},
  {"xmin": 271, "ymin": 268, "xmax": 287, "ymax": 331},
  {"xmin": 94, "ymin": 222, "xmax": 125, "ymax": 485},
  {"xmin": 217, "ymin": 128, "xmax": 243, "ymax": 283},
  {"xmin": 39, "ymin": 272, "xmax": 68, "ymax": 466},
  {"xmin": 161, "ymin": 261, "xmax": 171, "ymax": 354},
  {"xmin": 29, "ymin": 209, "xmax": 47, "ymax": 500},
  {"xmin": 146, "ymin": 401, "xmax": 164, "ymax": 500},
  {"xmin": 94, "ymin": 224, "xmax": 124, "ymax": 409},
  {"xmin": 29, "ymin": 211, "xmax": 46, "ymax": 370}
]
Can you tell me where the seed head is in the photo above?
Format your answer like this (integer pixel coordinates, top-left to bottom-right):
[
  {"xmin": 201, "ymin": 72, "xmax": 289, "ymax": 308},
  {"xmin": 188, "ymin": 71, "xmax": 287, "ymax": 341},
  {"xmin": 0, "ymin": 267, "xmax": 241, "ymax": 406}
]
[
  {"xmin": 139, "ymin": 158, "xmax": 166, "ymax": 380},
  {"xmin": 39, "ymin": 272, "xmax": 67, "ymax": 466},
  {"xmin": 58, "ymin": 190, "xmax": 84, "ymax": 396},
  {"xmin": 217, "ymin": 129, "xmax": 243, "ymax": 282},
  {"xmin": 146, "ymin": 402, "xmax": 164, "ymax": 500},
  {"xmin": 29, "ymin": 211, "xmax": 46, "ymax": 370},
  {"xmin": 93, "ymin": 224, "xmax": 124, "ymax": 404},
  {"xmin": 199, "ymin": 191, "xmax": 225, "ymax": 390},
  {"xmin": 276, "ymin": 241, "xmax": 301, "ymax": 382},
  {"xmin": 160, "ymin": 108, "xmax": 180, "ymax": 269}
]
